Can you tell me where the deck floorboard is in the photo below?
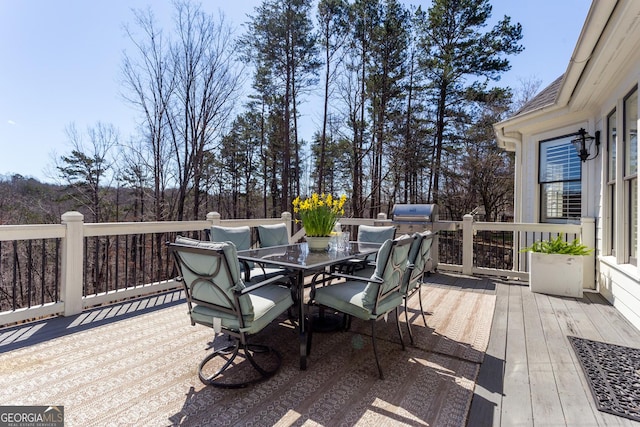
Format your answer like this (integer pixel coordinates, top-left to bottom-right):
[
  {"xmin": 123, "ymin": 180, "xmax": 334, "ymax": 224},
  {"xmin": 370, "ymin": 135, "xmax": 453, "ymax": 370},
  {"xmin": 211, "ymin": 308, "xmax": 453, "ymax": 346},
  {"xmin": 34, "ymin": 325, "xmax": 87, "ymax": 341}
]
[
  {"xmin": 3, "ymin": 272, "xmax": 640, "ymax": 426},
  {"xmin": 466, "ymin": 276, "xmax": 640, "ymax": 427}
]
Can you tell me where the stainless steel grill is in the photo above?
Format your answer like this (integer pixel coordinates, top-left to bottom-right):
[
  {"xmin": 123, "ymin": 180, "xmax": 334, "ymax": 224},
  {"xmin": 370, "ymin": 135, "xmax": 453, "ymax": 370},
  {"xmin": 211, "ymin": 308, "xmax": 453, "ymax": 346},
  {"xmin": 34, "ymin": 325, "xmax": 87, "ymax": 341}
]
[
  {"xmin": 390, "ymin": 203, "xmax": 438, "ymax": 234},
  {"xmin": 389, "ymin": 204, "xmax": 438, "ymax": 274}
]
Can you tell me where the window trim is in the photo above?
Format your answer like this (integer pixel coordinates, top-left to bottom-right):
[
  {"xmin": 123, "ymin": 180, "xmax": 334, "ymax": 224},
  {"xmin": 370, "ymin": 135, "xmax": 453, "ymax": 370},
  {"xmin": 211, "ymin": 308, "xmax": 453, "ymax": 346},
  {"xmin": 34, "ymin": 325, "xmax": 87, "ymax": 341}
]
[
  {"xmin": 623, "ymin": 86, "xmax": 638, "ymax": 266},
  {"xmin": 607, "ymin": 109, "xmax": 617, "ymax": 256},
  {"xmin": 538, "ymin": 133, "xmax": 582, "ymax": 224}
]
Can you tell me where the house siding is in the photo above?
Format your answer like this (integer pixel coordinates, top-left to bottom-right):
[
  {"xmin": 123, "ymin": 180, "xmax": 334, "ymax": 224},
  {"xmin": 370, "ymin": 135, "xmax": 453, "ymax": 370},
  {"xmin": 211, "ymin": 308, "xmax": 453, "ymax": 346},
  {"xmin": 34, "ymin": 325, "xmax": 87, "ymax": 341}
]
[{"xmin": 494, "ymin": 0, "xmax": 640, "ymax": 329}]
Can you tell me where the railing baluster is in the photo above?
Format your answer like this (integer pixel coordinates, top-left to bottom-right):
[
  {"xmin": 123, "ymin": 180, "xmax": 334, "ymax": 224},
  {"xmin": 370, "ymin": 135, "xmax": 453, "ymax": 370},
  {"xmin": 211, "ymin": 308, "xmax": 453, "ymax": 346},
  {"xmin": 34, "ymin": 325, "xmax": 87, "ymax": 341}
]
[
  {"xmin": 55, "ymin": 239, "xmax": 60, "ymax": 302},
  {"xmin": 27, "ymin": 240, "xmax": 32, "ymax": 307},
  {"xmin": 0, "ymin": 214, "xmax": 593, "ymax": 325},
  {"xmin": 115, "ymin": 235, "xmax": 119, "ymax": 291},
  {"xmin": 40, "ymin": 239, "xmax": 45, "ymax": 305},
  {"xmin": 125, "ymin": 235, "xmax": 130, "ymax": 288}
]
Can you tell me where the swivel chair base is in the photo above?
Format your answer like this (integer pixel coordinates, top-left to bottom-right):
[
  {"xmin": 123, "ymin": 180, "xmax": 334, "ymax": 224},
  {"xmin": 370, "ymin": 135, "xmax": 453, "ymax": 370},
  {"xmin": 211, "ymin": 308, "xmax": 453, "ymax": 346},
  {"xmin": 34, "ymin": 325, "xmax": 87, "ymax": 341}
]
[{"xmin": 198, "ymin": 341, "xmax": 281, "ymax": 389}]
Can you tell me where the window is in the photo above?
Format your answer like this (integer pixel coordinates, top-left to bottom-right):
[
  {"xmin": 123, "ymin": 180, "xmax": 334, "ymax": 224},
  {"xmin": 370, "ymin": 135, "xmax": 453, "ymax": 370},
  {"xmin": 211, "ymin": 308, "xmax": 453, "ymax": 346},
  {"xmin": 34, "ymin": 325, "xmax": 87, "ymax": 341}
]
[
  {"xmin": 539, "ymin": 136, "xmax": 582, "ymax": 222},
  {"xmin": 624, "ymin": 87, "xmax": 638, "ymax": 265},
  {"xmin": 607, "ymin": 110, "xmax": 616, "ymax": 255}
]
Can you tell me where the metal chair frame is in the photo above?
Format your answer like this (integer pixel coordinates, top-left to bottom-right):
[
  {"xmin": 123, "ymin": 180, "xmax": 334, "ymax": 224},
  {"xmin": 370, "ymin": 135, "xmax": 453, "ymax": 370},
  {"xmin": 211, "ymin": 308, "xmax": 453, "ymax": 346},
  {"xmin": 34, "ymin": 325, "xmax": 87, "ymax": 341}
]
[
  {"xmin": 307, "ymin": 236, "xmax": 414, "ymax": 379},
  {"xmin": 403, "ymin": 232, "xmax": 436, "ymax": 344},
  {"xmin": 169, "ymin": 242, "xmax": 290, "ymax": 388}
]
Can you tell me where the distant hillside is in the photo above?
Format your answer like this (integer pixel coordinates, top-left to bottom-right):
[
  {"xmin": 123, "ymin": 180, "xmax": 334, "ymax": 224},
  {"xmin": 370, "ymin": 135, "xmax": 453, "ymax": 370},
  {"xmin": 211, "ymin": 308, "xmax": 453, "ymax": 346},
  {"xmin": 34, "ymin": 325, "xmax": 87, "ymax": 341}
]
[{"xmin": 0, "ymin": 174, "xmax": 139, "ymax": 225}]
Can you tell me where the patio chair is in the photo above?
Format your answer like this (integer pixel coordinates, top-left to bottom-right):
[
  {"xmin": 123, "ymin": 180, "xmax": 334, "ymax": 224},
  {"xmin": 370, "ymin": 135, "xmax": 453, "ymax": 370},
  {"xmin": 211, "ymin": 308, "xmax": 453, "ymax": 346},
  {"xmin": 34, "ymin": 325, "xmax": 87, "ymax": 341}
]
[
  {"xmin": 307, "ymin": 235, "xmax": 415, "ymax": 379},
  {"xmin": 401, "ymin": 231, "xmax": 435, "ymax": 344},
  {"xmin": 333, "ymin": 224, "xmax": 396, "ymax": 273},
  {"xmin": 209, "ymin": 225, "xmax": 283, "ymax": 282},
  {"xmin": 257, "ymin": 223, "xmax": 290, "ymax": 247},
  {"xmin": 169, "ymin": 237, "xmax": 294, "ymax": 388},
  {"xmin": 256, "ymin": 222, "xmax": 298, "ymax": 286}
]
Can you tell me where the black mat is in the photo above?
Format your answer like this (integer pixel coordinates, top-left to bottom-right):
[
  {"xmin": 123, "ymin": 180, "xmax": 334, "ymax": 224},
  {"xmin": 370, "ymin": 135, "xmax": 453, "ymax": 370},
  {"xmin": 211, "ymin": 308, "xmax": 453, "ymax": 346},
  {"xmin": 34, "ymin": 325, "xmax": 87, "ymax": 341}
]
[{"xmin": 569, "ymin": 336, "xmax": 640, "ymax": 422}]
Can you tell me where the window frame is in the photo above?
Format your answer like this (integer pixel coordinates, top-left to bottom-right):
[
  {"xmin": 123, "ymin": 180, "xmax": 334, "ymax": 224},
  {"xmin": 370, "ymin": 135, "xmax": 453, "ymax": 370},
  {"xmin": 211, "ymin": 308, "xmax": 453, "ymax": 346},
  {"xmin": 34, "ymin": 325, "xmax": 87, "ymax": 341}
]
[
  {"xmin": 607, "ymin": 109, "xmax": 617, "ymax": 256},
  {"xmin": 623, "ymin": 86, "xmax": 638, "ymax": 266},
  {"xmin": 538, "ymin": 134, "xmax": 583, "ymax": 223}
]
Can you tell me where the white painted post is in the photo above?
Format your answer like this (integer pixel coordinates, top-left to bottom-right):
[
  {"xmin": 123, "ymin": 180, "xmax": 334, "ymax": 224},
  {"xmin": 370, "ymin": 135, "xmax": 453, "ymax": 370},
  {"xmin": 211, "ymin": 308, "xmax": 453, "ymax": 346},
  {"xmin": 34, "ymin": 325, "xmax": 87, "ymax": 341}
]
[
  {"xmin": 206, "ymin": 211, "xmax": 221, "ymax": 226},
  {"xmin": 377, "ymin": 213, "xmax": 387, "ymax": 220},
  {"xmin": 581, "ymin": 217, "xmax": 596, "ymax": 290},
  {"xmin": 462, "ymin": 214, "xmax": 474, "ymax": 275},
  {"xmin": 281, "ymin": 211, "xmax": 292, "ymax": 243},
  {"xmin": 61, "ymin": 211, "xmax": 84, "ymax": 316}
]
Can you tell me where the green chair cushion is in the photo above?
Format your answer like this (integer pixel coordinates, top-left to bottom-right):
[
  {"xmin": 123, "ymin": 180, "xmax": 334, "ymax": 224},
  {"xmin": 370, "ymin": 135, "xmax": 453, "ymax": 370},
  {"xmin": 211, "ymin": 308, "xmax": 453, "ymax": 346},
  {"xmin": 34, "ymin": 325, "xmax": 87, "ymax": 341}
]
[
  {"xmin": 361, "ymin": 235, "xmax": 412, "ymax": 309},
  {"xmin": 403, "ymin": 231, "xmax": 434, "ymax": 294},
  {"xmin": 210, "ymin": 226, "xmax": 253, "ymax": 268},
  {"xmin": 401, "ymin": 233, "xmax": 424, "ymax": 293},
  {"xmin": 210, "ymin": 226, "xmax": 251, "ymax": 250},
  {"xmin": 258, "ymin": 223, "xmax": 290, "ymax": 247},
  {"xmin": 191, "ymin": 283, "xmax": 293, "ymax": 334},
  {"xmin": 314, "ymin": 280, "xmax": 404, "ymax": 321},
  {"xmin": 361, "ymin": 238, "xmax": 394, "ymax": 309},
  {"xmin": 357, "ymin": 225, "xmax": 396, "ymax": 243},
  {"xmin": 357, "ymin": 225, "xmax": 396, "ymax": 262},
  {"xmin": 174, "ymin": 236, "xmax": 251, "ymax": 312}
]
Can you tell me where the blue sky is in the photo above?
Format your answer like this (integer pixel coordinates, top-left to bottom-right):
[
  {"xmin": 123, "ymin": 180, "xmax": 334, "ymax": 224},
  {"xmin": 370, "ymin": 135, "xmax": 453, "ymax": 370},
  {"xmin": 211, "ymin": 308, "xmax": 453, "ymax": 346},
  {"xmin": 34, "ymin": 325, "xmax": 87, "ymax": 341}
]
[{"xmin": 0, "ymin": 0, "xmax": 591, "ymax": 182}]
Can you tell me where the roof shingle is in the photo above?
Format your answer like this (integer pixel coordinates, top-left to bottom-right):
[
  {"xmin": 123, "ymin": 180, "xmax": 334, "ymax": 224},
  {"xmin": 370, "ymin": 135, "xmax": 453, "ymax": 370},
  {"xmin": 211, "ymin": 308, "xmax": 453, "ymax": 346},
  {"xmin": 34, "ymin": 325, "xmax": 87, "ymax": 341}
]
[{"xmin": 514, "ymin": 74, "xmax": 564, "ymax": 116}]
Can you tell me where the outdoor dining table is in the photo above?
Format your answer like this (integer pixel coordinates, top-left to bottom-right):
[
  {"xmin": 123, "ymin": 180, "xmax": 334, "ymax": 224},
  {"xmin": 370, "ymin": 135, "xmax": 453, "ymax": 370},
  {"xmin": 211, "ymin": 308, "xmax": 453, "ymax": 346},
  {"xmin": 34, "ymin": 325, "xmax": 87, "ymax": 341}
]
[{"xmin": 236, "ymin": 241, "xmax": 382, "ymax": 370}]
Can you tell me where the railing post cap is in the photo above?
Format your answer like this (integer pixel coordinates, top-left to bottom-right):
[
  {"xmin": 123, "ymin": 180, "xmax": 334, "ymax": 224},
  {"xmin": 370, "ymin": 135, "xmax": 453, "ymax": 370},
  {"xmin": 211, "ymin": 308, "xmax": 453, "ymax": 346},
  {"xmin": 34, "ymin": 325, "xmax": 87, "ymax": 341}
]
[
  {"xmin": 61, "ymin": 211, "xmax": 84, "ymax": 222},
  {"xmin": 206, "ymin": 212, "xmax": 221, "ymax": 220},
  {"xmin": 463, "ymin": 214, "xmax": 473, "ymax": 220},
  {"xmin": 377, "ymin": 213, "xmax": 387, "ymax": 220},
  {"xmin": 281, "ymin": 211, "xmax": 292, "ymax": 220}
]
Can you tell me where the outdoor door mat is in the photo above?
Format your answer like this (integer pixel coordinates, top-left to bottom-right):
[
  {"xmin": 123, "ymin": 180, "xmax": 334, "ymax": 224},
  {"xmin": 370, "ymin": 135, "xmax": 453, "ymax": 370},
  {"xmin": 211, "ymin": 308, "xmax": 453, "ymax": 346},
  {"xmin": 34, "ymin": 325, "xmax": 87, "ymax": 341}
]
[{"xmin": 569, "ymin": 335, "xmax": 640, "ymax": 422}]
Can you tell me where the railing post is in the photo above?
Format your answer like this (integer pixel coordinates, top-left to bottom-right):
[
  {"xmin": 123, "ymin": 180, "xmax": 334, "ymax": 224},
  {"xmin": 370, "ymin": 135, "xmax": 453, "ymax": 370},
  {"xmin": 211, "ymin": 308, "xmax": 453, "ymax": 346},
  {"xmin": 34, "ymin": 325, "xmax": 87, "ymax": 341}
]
[
  {"xmin": 281, "ymin": 211, "xmax": 292, "ymax": 242},
  {"xmin": 61, "ymin": 211, "xmax": 84, "ymax": 316},
  {"xmin": 462, "ymin": 214, "xmax": 474, "ymax": 275},
  {"xmin": 377, "ymin": 213, "xmax": 387, "ymax": 220},
  {"xmin": 581, "ymin": 217, "xmax": 596, "ymax": 290},
  {"xmin": 206, "ymin": 212, "xmax": 221, "ymax": 226}
]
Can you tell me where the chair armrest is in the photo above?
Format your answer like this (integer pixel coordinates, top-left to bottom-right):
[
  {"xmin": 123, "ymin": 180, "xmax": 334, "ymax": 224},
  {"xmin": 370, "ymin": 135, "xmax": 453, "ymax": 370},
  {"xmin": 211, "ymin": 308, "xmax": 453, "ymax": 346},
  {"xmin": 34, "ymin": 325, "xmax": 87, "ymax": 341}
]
[
  {"xmin": 236, "ymin": 274, "xmax": 287, "ymax": 295},
  {"xmin": 239, "ymin": 259, "xmax": 253, "ymax": 282},
  {"xmin": 330, "ymin": 272, "xmax": 384, "ymax": 283},
  {"xmin": 313, "ymin": 270, "xmax": 384, "ymax": 284}
]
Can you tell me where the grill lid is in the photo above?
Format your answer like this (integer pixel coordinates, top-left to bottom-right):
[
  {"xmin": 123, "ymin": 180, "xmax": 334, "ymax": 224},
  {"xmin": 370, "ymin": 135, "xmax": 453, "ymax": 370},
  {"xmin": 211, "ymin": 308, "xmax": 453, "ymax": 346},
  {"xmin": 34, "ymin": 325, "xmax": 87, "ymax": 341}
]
[{"xmin": 391, "ymin": 204, "xmax": 438, "ymax": 222}]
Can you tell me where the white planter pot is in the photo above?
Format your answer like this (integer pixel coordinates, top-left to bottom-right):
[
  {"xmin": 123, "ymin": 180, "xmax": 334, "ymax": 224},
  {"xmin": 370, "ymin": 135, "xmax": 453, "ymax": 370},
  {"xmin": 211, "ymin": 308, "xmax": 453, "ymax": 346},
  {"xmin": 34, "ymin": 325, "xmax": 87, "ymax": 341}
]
[
  {"xmin": 305, "ymin": 236, "xmax": 331, "ymax": 251},
  {"xmin": 529, "ymin": 252, "xmax": 587, "ymax": 298}
]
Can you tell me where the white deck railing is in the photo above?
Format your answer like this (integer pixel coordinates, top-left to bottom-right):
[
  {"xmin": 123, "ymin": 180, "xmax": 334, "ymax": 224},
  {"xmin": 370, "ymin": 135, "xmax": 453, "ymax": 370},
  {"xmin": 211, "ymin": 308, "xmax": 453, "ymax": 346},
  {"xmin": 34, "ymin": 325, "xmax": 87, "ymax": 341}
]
[{"xmin": 0, "ymin": 212, "xmax": 595, "ymax": 326}]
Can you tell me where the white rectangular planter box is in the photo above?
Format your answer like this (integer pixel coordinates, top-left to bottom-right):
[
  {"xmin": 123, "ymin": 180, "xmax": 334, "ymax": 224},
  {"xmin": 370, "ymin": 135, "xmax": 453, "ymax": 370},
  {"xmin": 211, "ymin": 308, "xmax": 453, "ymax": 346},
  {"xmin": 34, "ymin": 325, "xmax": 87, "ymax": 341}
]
[{"xmin": 529, "ymin": 252, "xmax": 587, "ymax": 298}]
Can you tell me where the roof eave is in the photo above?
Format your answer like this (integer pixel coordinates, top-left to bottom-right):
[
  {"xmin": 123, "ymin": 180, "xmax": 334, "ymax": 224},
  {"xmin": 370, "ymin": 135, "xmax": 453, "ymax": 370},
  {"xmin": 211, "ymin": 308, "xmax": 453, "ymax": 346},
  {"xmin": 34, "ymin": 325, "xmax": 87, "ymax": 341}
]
[{"xmin": 494, "ymin": 1, "xmax": 616, "ymax": 149}]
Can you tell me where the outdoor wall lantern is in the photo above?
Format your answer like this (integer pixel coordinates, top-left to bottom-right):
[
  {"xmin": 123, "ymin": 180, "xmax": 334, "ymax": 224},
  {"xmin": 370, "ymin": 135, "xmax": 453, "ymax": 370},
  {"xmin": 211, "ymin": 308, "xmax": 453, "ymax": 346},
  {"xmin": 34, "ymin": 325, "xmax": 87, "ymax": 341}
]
[{"xmin": 571, "ymin": 128, "xmax": 600, "ymax": 162}]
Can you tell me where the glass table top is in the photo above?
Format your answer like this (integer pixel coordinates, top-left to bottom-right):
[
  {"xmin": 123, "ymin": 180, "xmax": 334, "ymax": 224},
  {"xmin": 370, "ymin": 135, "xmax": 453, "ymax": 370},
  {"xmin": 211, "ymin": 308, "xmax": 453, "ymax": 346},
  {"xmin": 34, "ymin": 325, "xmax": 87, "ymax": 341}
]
[{"xmin": 237, "ymin": 242, "xmax": 381, "ymax": 270}]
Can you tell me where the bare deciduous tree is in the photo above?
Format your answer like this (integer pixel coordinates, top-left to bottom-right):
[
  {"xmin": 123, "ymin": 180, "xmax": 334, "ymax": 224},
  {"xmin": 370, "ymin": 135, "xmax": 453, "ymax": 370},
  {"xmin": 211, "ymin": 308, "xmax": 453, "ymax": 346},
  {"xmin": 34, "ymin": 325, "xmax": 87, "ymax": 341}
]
[
  {"xmin": 55, "ymin": 122, "xmax": 119, "ymax": 223},
  {"xmin": 122, "ymin": 7, "xmax": 175, "ymax": 221}
]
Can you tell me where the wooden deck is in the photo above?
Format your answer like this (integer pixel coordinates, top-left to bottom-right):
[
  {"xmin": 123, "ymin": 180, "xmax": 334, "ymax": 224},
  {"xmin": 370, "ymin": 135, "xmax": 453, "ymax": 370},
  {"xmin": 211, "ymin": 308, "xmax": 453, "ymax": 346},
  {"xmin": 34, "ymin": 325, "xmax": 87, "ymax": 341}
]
[
  {"xmin": 2, "ymin": 272, "xmax": 640, "ymax": 426},
  {"xmin": 452, "ymin": 275, "xmax": 640, "ymax": 427}
]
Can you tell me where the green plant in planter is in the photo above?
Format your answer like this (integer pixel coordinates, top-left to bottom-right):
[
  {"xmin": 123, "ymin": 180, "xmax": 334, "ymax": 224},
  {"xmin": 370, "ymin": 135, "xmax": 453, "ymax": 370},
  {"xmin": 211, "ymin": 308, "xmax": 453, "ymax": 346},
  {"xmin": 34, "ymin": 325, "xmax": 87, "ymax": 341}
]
[{"xmin": 520, "ymin": 235, "xmax": 593, "ymax": 255}]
